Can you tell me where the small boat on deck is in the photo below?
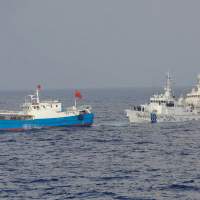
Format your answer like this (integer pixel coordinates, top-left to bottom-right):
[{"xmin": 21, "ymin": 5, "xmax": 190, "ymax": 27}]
[{"xmin": 0, "ymin": 86, "xmax": 94, "ymax": 131}]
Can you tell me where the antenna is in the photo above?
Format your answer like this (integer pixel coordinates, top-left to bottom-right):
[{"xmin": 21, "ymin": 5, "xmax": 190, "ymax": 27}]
[
  {"xmin": 164, "ymin": 72, "xmax": 173, "ymax": 98},
  {"xmin": 36, "ymin": 88, "xmax": 40, "ymax": 103},
  {"xmin": 36, "ymin": 85, "xmax": 41, "ymax": 104}
]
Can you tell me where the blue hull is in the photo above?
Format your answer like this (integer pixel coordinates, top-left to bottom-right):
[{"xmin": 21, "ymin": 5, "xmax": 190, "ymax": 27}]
[{"xmin": 0, "ymin": 113, "xmax": 94, "ymax": 131}]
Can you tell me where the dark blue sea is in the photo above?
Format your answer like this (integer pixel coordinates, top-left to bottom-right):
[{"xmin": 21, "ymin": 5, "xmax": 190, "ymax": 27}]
[{"xmin": 0, "ymin": 88, "xmax": 200, "ymax": 200}]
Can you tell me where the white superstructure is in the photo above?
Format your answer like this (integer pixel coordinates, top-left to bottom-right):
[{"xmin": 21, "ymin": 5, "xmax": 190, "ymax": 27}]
[
  {"xmin": 0, "ymin": 87, "xmax": 92, "ymax": 120},
  {"xmin": 125, "ymin": 73, "xmax": 200, "ymax": 123},
  {"xmin": 184, "ymin": 74, "xmax": 200, "ymax": 107}
]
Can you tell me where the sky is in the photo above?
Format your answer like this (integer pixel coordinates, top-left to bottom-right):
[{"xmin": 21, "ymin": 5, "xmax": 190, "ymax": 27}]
[{"xmin": 0, "ymin": 0, "xmax": 200, "ymax": 90}]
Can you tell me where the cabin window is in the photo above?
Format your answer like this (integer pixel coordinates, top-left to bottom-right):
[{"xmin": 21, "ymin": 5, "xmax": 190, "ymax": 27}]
[{"xmin": 166, "ymin": 102, "xmax": 174, "ymax": 107}]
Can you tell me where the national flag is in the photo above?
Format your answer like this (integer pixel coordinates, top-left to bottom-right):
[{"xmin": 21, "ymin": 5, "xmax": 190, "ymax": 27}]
[
  {"xmin": 74, "ymin": 90, "xmax": 82, "ymax": 99},
  {"xmin": 37, "ymin": 84, "xmax": 42, "ymax": 91}
]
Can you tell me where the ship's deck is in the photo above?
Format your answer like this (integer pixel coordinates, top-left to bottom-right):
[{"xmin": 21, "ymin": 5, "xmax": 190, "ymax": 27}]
[{"xmin": 0, "ymin": 111, "xmax": 33, "ymax": 120}]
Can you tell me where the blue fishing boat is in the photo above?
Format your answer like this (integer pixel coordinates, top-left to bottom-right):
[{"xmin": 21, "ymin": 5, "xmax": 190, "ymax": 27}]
[{"xmin": 0, "ymin": 86, "xmax": 94, "ymax": 131}]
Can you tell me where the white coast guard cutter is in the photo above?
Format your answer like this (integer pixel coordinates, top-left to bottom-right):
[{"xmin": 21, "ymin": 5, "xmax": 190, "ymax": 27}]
[{"xmin": 125, "ymin": 73, "xmax": 200, "ymax": 123}]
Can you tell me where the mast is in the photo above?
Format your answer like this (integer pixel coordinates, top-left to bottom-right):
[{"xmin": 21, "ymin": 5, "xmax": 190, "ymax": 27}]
[
  {"xmin": 164, "ymin": 72, "xmax": 173, "ymax": 99},
  {"xmin": 36, "ymin": 85, "xmax": 41, "ymax": 104},
  {"xmin": 74, "ymin": 98, "xmax": 77, "ymax": 107},
  {"xmin": 36, "ymin": 88, "xmax": 40, "ymax": 103}
]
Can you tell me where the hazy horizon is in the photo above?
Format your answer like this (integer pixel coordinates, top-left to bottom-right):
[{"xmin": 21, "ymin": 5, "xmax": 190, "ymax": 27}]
[
  {"xmin": 0, "ymin": 0, "xmax": 200, "ymax": 90},
  {"xmin": 0, "ymin": 84, "xmax": 195, "ymax": 92}
]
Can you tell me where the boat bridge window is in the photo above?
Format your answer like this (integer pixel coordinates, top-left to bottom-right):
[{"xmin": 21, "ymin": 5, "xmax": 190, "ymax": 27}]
[
  {"xmin": 188, "ymin": 95, "xmax": 200, "ymax": 98},
  {"xmin": 150, "ymin": 100, "xmax": 166, "ymax": 104},
  {"xmin": 32, "ymin": 105, "xmax": 40, "ymax": 110},
  {"xmin": 166, "ymin": 102, "xmax": 174, "ymax": 107}
]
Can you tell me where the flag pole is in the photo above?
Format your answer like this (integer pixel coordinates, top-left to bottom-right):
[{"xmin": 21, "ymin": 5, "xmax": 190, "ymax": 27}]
[
  {"xmin": 36, "ymin": 87, "xmax": 40, "ymax": 104},
  {"xmin": 74, "ymin": 97, "xmax": 77, "ymax": 108},
  {"xmin": 74, "ymin": 90, "xmax": 82, "ymax": 108}
]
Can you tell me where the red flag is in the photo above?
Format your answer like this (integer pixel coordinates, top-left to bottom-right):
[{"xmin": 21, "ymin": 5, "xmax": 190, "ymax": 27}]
[
  {"xmin": 74, "ymin": 90, "xmax": 82, "ymax": 99},
  {"xmin": 37, "ymin": 85, "xmax": 41, "ymax": 91}
]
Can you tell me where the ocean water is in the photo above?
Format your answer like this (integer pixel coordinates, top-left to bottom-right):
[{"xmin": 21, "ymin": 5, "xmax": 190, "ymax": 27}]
[{"xmin": 0, "ymin": 88, "xmax": 200, "ymax": 200}]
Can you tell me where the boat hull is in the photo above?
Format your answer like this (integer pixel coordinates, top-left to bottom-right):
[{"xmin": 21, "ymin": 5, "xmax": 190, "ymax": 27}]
[
  {"xmin": 125, "ymin": 109, "xmax": 200, "ymax": 123},
  {"xmin": 0, "ymin": 113, "xmax": 94, "ymax": 131}
]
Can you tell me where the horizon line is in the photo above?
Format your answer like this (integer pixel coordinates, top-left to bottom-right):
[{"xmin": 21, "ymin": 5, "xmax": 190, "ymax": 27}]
[{"xmin": 0, "ymin": 85, "xmax": 194, "ymax": 92}]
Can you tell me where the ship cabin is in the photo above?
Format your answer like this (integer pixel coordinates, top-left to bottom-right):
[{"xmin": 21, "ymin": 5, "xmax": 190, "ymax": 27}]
[
  {"xmin": 21, "ymin": 99, "xmax": 64, "ymax": 119},
  {"xmin": 22, "ymin": 100, "xmax": 62, "ymax": 113},
  {"xmin": 19, "ymin": 87, "xmax": 66, "ymax": 119}
]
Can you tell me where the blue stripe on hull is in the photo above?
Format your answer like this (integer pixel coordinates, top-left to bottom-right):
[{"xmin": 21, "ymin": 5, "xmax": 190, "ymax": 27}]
[{"xmin": 0, "ymin": 113, "xmax": 94, "ymax": 131}]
